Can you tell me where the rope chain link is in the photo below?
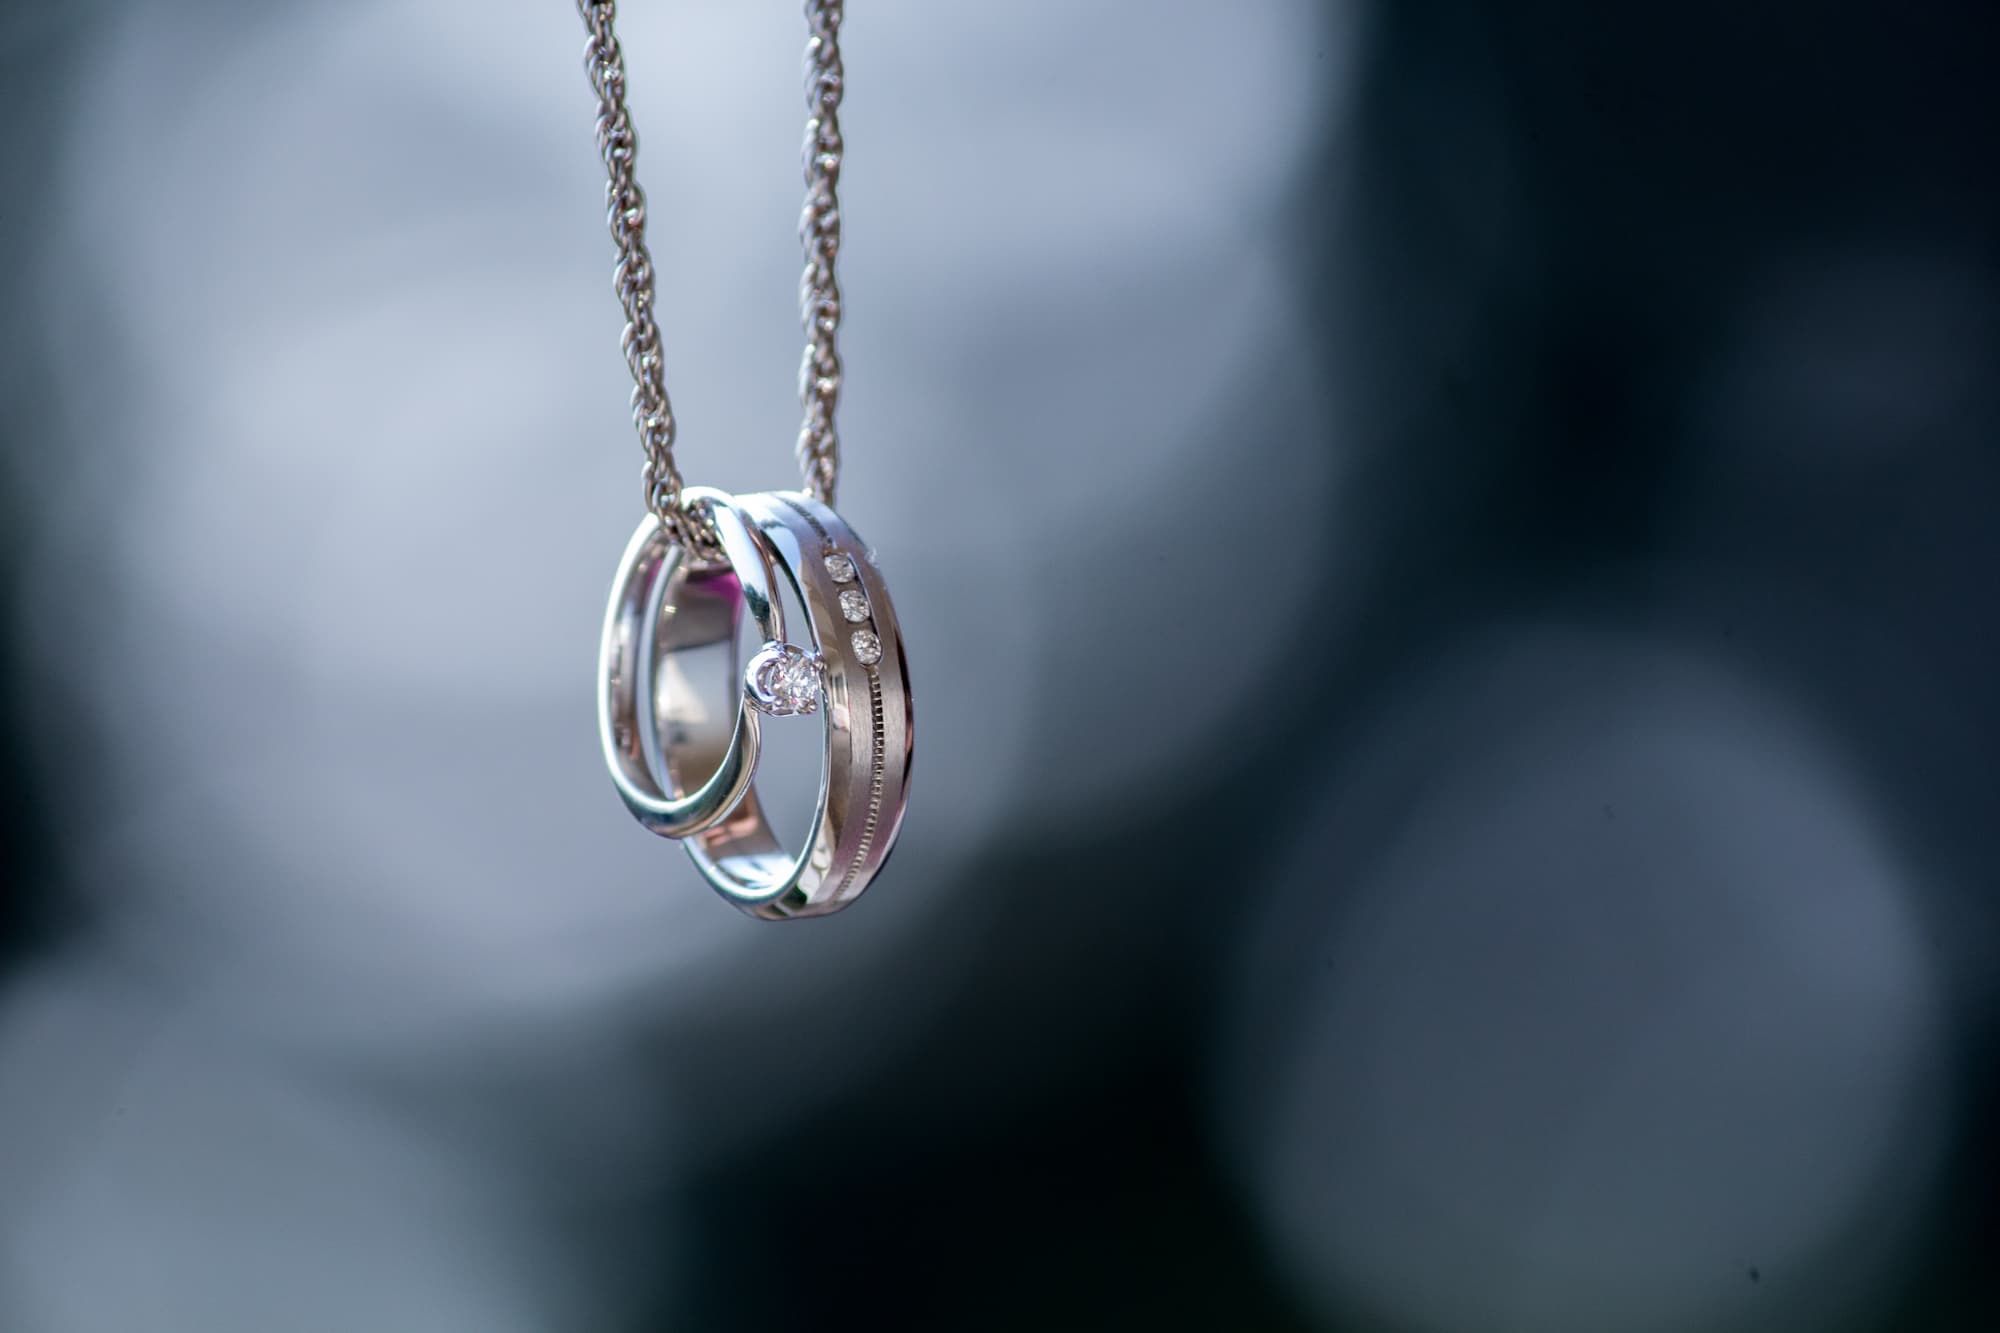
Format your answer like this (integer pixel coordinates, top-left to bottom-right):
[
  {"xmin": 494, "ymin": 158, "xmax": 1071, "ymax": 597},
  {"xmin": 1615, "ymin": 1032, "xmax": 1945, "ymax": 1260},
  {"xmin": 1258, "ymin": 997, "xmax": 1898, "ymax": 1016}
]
[
  {"xmin": 577, "ymin": 0, "xmax": 847, "ymax": 549},
  {"xmin": 796, "ymin": 0, "xmax": 845, "ymax": 507}
]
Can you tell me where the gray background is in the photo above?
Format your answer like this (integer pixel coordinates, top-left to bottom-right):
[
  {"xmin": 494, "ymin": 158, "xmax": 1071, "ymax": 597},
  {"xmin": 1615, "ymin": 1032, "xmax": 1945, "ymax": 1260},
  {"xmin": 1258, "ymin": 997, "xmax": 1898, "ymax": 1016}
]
[{"xmin": 1, "ymin": 1, "xmax": 1995, "ymax": 1329}]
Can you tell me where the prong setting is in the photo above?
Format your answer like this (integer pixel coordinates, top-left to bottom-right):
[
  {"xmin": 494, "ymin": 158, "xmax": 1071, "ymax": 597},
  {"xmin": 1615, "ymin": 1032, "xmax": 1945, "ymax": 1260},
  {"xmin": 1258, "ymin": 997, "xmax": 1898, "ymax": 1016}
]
[{"xmin": 745, "ymin": 641, "xmax": 825, "ymax": 716}]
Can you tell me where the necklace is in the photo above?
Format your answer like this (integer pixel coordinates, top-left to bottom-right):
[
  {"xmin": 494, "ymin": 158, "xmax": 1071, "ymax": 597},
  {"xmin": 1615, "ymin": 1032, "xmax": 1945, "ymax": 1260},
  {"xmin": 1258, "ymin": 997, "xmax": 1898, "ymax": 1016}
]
[{"xmin": 578, "ymin": 0, "xmax": 912, "ymax": 920}]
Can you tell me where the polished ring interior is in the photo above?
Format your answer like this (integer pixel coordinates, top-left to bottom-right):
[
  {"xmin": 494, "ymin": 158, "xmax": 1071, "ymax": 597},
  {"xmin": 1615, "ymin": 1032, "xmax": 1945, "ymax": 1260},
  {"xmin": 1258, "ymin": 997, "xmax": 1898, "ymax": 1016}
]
[
  {"xmin": 597, "ymin": 514, "xmax": 759, "ymax": 839},
  {"xmin": 673, "ymin": 487, "xmax": 912, "ymax": 919}
]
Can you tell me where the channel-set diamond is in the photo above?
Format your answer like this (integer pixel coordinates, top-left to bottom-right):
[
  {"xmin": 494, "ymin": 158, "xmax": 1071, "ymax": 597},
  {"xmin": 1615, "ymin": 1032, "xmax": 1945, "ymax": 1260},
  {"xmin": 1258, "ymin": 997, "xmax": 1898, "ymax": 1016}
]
[
  {"xmin": 850, "ymin": 629, "xmax": 882, "ymax": 665},
  {"xmin": 839, "ymin": 588, "xmax": 870, "ymax": 623},
  {"xmin": 824, "ymin": 552, "xmax": 857, "ymax": 584}
]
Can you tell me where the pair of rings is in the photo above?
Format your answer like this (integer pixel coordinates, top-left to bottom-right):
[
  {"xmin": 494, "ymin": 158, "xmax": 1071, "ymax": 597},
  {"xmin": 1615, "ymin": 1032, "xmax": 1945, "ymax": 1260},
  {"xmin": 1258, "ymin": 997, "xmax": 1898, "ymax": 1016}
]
[{"xmin": 597, "ymin": 487, "xmax": 913, "ymax": 919}]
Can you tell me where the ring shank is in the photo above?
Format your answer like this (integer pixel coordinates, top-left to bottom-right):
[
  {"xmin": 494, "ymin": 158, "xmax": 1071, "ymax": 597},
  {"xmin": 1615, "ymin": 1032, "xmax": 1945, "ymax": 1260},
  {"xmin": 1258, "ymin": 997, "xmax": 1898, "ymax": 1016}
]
[
  {"xmin": 597, "ymin": 515, "xmax": 758, "ymax": 838},
  {"xmin": 679, "ymin": 489, "xmax": 913, "ymax": 919}
]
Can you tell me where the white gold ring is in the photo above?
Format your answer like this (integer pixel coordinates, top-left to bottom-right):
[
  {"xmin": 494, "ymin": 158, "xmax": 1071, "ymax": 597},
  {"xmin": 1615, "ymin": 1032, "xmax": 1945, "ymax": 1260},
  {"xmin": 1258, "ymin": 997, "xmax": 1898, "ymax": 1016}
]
[{"xmin": 596, "ymin": 488, "xmax": 913, "ymax": 918}]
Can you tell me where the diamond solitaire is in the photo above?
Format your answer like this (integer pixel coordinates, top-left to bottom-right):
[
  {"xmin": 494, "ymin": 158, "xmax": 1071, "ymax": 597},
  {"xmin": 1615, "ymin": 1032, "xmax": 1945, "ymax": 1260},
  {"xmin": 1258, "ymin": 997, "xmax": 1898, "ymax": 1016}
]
[{"xmin": 745, "ymin": 642, "xmax": 824, "ymax": 716}]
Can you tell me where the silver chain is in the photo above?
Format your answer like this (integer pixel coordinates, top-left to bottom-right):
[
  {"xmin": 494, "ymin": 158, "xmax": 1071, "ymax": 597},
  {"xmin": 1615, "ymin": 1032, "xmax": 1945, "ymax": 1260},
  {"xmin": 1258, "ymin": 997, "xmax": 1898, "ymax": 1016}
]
[
  {"xmin": 795, "ymin": 0, "xmax": 845, "ymax": 506},
  {"xmin": 578, "ymin": 0, "xmax": 847, "ymax": 548}
]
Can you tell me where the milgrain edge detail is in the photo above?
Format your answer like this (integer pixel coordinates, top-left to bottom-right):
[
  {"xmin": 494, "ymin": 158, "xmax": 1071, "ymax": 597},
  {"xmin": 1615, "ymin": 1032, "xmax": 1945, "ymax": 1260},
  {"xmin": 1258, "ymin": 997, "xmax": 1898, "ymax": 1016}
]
[{"xmin": 835, "ymin": 666, "xmax": 888, "ymax": 897}]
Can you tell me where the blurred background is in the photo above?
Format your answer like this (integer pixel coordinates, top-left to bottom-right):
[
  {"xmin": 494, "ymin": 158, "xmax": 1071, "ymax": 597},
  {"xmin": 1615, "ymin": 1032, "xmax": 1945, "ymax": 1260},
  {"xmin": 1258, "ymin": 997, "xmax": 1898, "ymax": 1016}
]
[{"xmin": 1, "ymin": 1, "xmax": 1996, "ymax": 1329}]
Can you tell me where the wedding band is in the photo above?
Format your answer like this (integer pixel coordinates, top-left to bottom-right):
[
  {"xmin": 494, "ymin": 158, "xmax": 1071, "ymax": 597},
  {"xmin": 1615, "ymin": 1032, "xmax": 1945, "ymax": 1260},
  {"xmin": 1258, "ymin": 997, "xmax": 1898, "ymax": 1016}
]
[
  {"xmin": 675, "ymin": 487, "xmax": 913, "ymax": 919},
  {"xmin": 597, "ymin": 513, "xmax": 761, "ymax": 839}
]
